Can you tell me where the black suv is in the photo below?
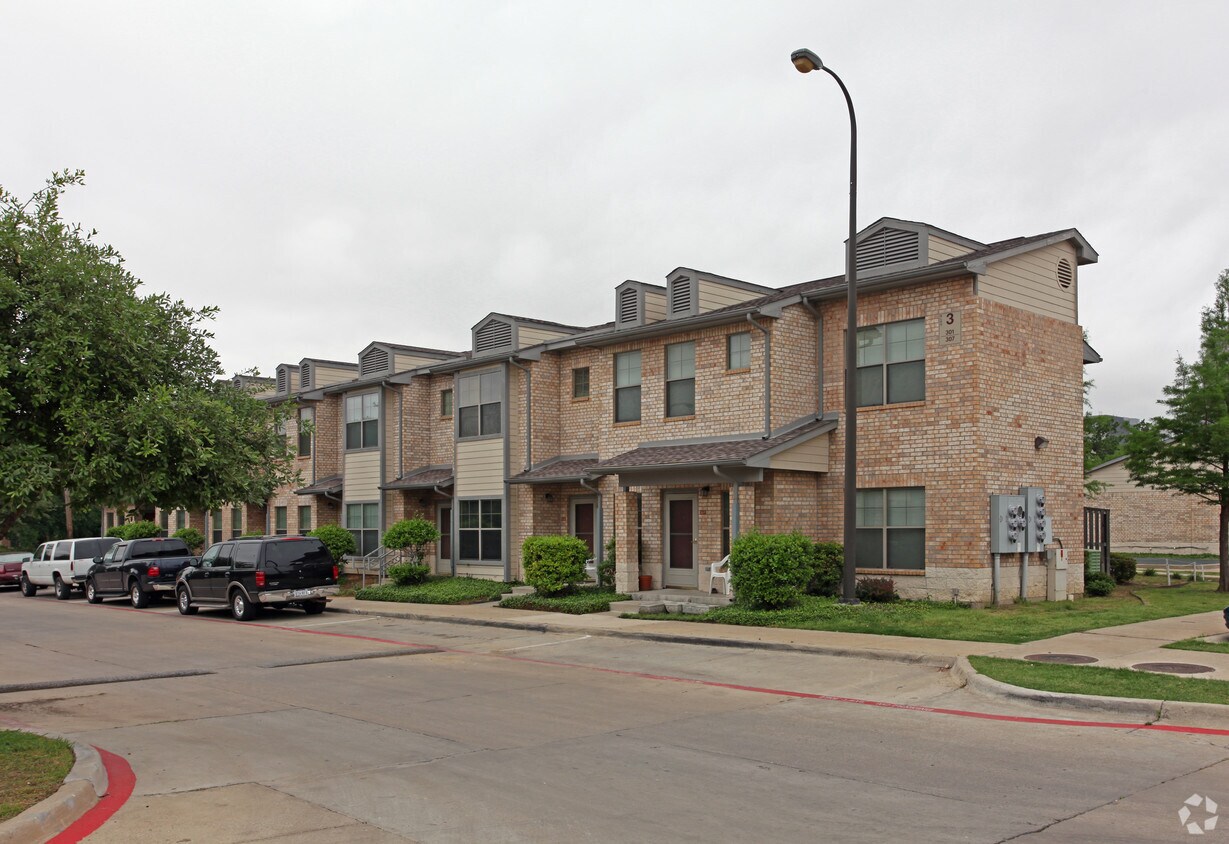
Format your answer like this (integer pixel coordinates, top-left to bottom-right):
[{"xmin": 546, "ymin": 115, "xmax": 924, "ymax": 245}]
[{"xmin": 175, "ymin": 536, "xmax": 339, "ymax": 621}]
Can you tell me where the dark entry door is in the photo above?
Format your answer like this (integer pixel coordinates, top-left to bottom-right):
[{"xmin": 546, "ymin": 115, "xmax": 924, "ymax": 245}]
[
  {"xmin": 572, "ymin": 499, "xmax": 596, "ymax": 557},
  {"xmin": 664, "ymin": 494, "xmax": 697, "ymax": 588}
]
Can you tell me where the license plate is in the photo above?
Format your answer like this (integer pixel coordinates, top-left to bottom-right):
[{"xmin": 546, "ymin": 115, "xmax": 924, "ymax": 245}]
[{"xmin": 290, "ymin": 589, "xmax": 316, "ymax": 598}]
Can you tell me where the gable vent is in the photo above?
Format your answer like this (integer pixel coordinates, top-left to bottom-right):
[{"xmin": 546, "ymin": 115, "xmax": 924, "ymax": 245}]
[
  {"xmin": 300, "ymin": 362, "xmax": 313, "ymax": 390},
  {"xmin": 360, "ymin": 348, "xmax": 390, "ymax": 377},
  {"xmin": 476, "ymin": 319, "xmax": 514, "ymax": 353},
  {"xmin": 617, "ymin": 287, "xmax": 640, "ymax": 327},
  {"xmin": 856, "ymin": 227, "xmax": 921, "ymax": 274},
  {"xmin": 669, "ymin": 277, "xmax": 694, "ymax": 317},
  {"xmin": 1057, "ymin": 259, "xmax": 1073, "ymax": 290},
  {"xmin": 276, "ymin": 367, "xmax": 288, "ymax": 395}
]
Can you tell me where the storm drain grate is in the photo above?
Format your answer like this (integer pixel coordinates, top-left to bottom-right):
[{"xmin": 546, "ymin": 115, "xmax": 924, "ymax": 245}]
[
  {"xmin": 1131, "ymin": 662, "xmax": 1215, "ymax": 675},
  {"xmin": 1023, "ymin": 653, "xmax": 1098, "ymax": 665}
]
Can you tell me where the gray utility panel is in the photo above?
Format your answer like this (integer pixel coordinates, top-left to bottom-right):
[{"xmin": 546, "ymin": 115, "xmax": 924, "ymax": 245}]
[
  {"xmin": 1020, "ymin": 486, "xmax": 1047, "ymax": 552},
  {"xmin": 990, "ymin": 494, "xmax": 1026, "ymax": 554}
]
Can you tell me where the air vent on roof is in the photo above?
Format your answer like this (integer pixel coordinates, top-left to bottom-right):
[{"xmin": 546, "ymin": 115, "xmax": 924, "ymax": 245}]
[
  {"xmin": 232, "ymin": 375, "xmax": 243, "ymax": 389},
  {"xmin": 617, "ymin": 287, "xmax": 640, "ymax": 327},
  {"xmin": 360, "ymin": 348, "xmax": 390, "ymax": 377},
  {"xmin": 668, "ymin": 276, "xmax": 695, "ymax": 318},
  {"xmin": 276, "ymin": 367, "xmax": 288, "ymax": 395},
  {"xmin": 1057, "ymin": 259, "xmax": 1073, "ymax": 290},
  {"xmin": 856, "ymin": 227, "xmax": 922, "ymax": 274},
  {"xmin": 475, "ymin": 319, "xmax": 514, "ymax": 353},
  {"xmin": 300, "ymin": 362, "xmax": 313, "ymax": 390}
]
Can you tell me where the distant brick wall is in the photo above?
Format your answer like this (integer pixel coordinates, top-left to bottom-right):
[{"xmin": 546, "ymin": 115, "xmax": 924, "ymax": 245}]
[{"xmin": 1088, "ymin": 486, "xmax": 1218, "ymax": 554}]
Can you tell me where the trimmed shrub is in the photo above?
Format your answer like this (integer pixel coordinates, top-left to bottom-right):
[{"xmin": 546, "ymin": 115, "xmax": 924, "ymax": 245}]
[
  {"xmin": 728, "ymin": 531, "xmax": 812, "ymax": 609},
  {"xmin": 1085, "ymin": 571, "xmax": 1116, "ymax": 596},
  {"xmin": 387, "ymin": 563, "xmax": 431, "ymax": 586},
  {"xmin": 855, "ymin": 577, "xmax": 899, "ymax": 603},
  {"xmin": 383, "ymin": 517, "xmax": 440, "ymax": 565},
  {"xmin": 309, "ymin": 524, "xmax": 356, "ymax": 566},
  {"xmin": 172, "ymin": 527, "xmax": 206, "ymax": 553},
  {"xmin": 1109, "ymin": 552, "xmax": 1137, "ymax": 585},
  {"xmin": 807, "ymin": 541, "xmax": 843, "ymax": 596},
  {"xmin": 598, "ymin": 538, "xmax": 616, "ymax": 588},
  {"xmin": 522, "ymin": 535, "xmax": 589, "ymax": 596},
  {"xmin": 107, "ymin": 520, "xmax": 162, "ymax": 541}
]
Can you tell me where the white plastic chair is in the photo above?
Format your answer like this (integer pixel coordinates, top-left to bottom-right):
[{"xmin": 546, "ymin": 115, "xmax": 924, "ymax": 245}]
[{"xmin": 708, "ymin": 555, "xmax": 731, "ymax": 596}]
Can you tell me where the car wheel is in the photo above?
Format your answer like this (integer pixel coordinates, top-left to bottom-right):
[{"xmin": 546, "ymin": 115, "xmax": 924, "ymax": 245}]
[
  {"xmin": 230, "ymin": 589, "xmax": 258, "ymax": 621},
  {"xmin": 176, "ymin": 587, "xmax": 199, "ymax": 616},
  {"xmin": 86, "ymin": 578, "xmax": 103, "ymax": 604},
  {"xmin": 302, "ymin": 600, "xmax": 326, "ymax": 615},
  {"xmin": 54, "ymin": 575, "xmax": 72, "ymax": 600},
  {"xmin": 20, "ymin": 573, "xmax": 37, "ymax": 597},
  {"xmin": 129, "ymin": 582, "xmax": 150, "ymax": 609}
]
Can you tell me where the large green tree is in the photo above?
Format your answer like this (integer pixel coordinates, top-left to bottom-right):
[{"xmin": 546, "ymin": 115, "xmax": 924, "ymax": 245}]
[
  {"xmin": 1125, "ymin": 268, "xmax": 1229, "ymax": 592},
  {"xmin": 0, "ymin": 171, "xmax": 298, "ymax": 538}
]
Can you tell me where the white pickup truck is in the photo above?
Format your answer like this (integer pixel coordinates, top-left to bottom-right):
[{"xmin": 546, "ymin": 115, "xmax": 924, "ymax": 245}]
[{"xmin": 21, "ymin": 537, "xmax": 120, "ymax": 599}]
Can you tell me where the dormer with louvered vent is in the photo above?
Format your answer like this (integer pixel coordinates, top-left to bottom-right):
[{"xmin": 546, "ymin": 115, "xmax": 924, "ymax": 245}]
[
  {"xmin": 473, "ymin": 316, "xmax": 515, "ymax": 355},
  {"xmin": 299, "ymin": 361, "xmax": 313, "ymax": 391},
  {"xmin": 358, "ymin": 345, "xmax": 392, "ymax": 378},
  {"xmin": 854, "ymin": 218, "xmax": 984, "ymax": 280},
  {"xmin": 666, "ymin": 274, "xmax": 697, "ymax": 319},
  {"xmin": 275, "ymin": 364, "xmax": 300, "ymax": 396},
  {"xmin": 614, "ymin": 281, "xmax": 666, "ymax": 330},
  {"xmin": 663, "ymin": 268, "xmax": 772, "ymax": 318},
  {"xmin": 299, "ymin": 357, "xmax": 360, "ymax": 389}
]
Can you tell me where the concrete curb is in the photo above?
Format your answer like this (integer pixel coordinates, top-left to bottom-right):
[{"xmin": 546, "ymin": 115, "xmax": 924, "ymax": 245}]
[
  {"xmin": 0, "ymin": 738, "xmax": 108, "ymax": 844},
  {"xmin": 953, "ymin": 657, "xmax": 1229, "ymax": 729},
  {"xmin": 326, "ymin": 603, "xmax": 957, "ymax": 668}
]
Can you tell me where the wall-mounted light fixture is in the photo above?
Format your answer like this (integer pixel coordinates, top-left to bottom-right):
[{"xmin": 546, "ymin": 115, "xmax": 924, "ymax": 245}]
[
  {"xmin": 701, "ymin": 486, "xmax": 711, "ymax": 497},
  {"xmin": 544, "ymin": 493, "xmax": 554, "ymax": 502},
  {"xmin": 1034, "ymin": 436, "xmax": 1050, "ymax": 451}
]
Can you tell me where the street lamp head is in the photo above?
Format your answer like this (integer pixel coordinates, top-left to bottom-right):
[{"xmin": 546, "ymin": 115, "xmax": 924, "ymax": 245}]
[{"xmin": 791, "ymin": 48, "xmax": 823, "ymax": 74}]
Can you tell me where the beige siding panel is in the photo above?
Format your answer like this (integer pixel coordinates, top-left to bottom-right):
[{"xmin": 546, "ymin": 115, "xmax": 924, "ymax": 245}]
[
  {"xmin": 454, "ymin": 563, "xmax": 503, "ymax": 580},
  {"xmin": 1087, "ymin": 461, "xmax": 1144, "ymax": 492},
  {"xmin": 767, "ymin": 435, "xmax": 830, "ymax": 473},
  {"xmin": 928, "ymin": 236, "xmax": 974, "ymax": 263},
  {"xmin": 980, "ymin": 243, "xmax": 1077, "ymax": 322},
  {"xmin": 315, "ymin": 365, "xmax": 358, "ymax": 387},
  {"xmin": 519, "ymin": 326, "xmax": 571, "ymax": 348},
  {"xmin": 344, "ymin": 451, "xmax": 381, "ymax": 501},
  {"xmin": 393, "ymin": 353, "xmax": 441, "ymax": 371},
  {"xmin": 644, "ymin": 290, "xmax": 667, "ymax": 322},
  {"xmin": 698, "ymin": 280, "xmax": 760, "ymax": 313},
  {"xmin": 456, "ymin": 438, "xmax": 505, "ymax": 496},
  {"xmin": 287, "ymin": 371, "xmax": 300, "ymax": 393}
]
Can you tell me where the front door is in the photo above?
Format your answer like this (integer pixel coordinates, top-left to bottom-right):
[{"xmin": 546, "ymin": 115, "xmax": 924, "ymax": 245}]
[
  {"xmin": 438, "ymin": 506, "xmax": 452, "ymax": 574},
  {"xmin": 571, "ymin": 498, "xmax": 596, "ymax": 558},
  {"xmin": 663, "ymin": 493, "xmax": 698, "ymax": 588}
]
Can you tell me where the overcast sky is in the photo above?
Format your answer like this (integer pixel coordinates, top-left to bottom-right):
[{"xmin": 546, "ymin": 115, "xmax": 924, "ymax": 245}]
[{"xmin": 7, "ymin": 1, "xmax": 1228, "ymax": 420}]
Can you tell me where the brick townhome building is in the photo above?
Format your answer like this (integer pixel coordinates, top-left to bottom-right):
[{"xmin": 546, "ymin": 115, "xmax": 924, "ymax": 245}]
[
  {"xmin": 1085, "ymin": 456, "xmax": 1218, "ymax": 555},
  {"xmin": 106, "ymin": 217, "xmax": 1099, "ymax": 603}
]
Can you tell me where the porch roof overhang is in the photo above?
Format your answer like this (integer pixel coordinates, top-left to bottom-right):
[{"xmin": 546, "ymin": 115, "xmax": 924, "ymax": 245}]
[
  {"xmin": 295, "ymin": 474, "xmax": 343, "ymax": 496},
  {"xmin": 508, "ymin": 455, "xmax": 601, "ymax": 485},
  {"xmin": 381, "ymin": 465, "xmax": 454, "ymax": 491},
  {"xmin": 590, "ymin": 416, "xmax": 837, "ymax": 486}
]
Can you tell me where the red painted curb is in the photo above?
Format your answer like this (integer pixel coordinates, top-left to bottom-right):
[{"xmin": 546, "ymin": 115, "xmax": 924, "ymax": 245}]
[{"xmin": 46, "ymin": 747, "xmax": 135, "ymax": 843}]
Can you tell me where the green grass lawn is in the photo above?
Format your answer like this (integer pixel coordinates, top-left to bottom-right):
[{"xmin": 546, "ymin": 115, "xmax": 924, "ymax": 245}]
[
  {"xmin": 968, "ymin": 655, "xmax": 1229, "ymax": 706},
  {"xmin": 354, "ymin": 576, "xmax": 514, "ymax": 605},
  {"xmin": 1164, "ymin": 637, "xmax": 1229, "ymax": 655},
  {"xmin": 0, "ymin": 731, "xmax": 74, "ymax": 822},
  {"xmin": 630, "ymin": 580, "xmax": 1229, "ymax": 644},
  {"xmin": 499, "ymin": 587, "xmax": 630, "ymax": 614}
]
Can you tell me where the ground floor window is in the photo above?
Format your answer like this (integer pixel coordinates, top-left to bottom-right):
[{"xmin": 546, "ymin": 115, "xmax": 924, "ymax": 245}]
[
  {"xmin": 211, "ymin": 509, "xmax": 223, "ymax": 544},
  {"xmin": 160, "ymin": 510, "xmax": 169, "ymax": 537},
  {"xmin": 231, "ymin": 507, "xmax": 243, "ymax": 539},
  {"xmin": 346, "ymin": 502, "xmax": 380, "ymax": 557},
  {"xmin": 459, "ymin": 499, "xmax": 501, "ymax": 562},
  {"xmin": 274, "ymin": 506, "xmax": 288, "ymax": 536},
  {"xmin": 298, "ymin": 505, "xmax": 312, "ymax": 535},
  {"xmin": 855, "ymin": 487, "xmax": 925, "ymax": 570}
]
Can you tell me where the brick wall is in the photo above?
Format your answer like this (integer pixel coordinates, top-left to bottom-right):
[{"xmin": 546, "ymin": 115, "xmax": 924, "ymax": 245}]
[{"xmin": 1088, "ymin": 486, "xmax": 1219, "ymax": 554}]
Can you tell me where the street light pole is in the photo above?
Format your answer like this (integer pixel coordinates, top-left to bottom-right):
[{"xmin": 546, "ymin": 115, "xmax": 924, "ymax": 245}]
[{"xmin": 791, "ymin": 48, "xmax": 859, "ymax": 604}]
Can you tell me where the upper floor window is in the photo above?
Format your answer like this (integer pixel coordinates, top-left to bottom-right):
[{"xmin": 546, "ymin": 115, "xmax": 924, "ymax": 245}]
[
  {"xmin": 458, "ymin": 371, "xmax": 502, "ymax": 438},
  {"xmin": 345, "ymin": 392, "xmax": 380, "ymax": 449},
  {"xmin": 727, "ymin": 332, "xmax": 751, "ymax": 370},
  {"xmin": 857, "ymin": 318, "xmax": 924, "ymax": 407},
  {"xmin": 614, "ymin": 351, "xmax": 641, "ymax": 423},
  {"xmin": 572, "ymin": 367, "xmax": 590, "ymax": 400},
  {"xmin": 856, "ymin": 487, "xmax": 925, "ymax": 570},
  {"xmin": 441, "ymin": 389, "xmax": 453, "ymax": 418},
  {"xmin": 298, "ymin": 407, "xmax": 313, "ymax": 457},
  {"xmin": 665, "ymin": 342, "xmax": 695, "ymax": 418}
]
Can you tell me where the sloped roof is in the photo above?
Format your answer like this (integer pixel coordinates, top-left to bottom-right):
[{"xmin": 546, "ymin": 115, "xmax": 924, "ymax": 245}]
[
  {"xmin": 593, "ymin": 417, "xmax": 836, "ymax": 473},
  {"xmin": 509, "ymin": 455, "xmax": 601, "ymax": 484},
  {"xmin": 381, "ymin": 465, "xmax": 454, "ymax": 490},
  {"xmin": 295, "ymin": 475, "xmax": 343, "ymax": 496}
]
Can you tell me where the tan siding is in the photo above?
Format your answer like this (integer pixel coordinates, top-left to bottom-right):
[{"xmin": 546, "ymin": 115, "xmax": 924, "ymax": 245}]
[
  {"xmin": 393, "ymin": 353, "xmax": 442, "ymax": 371},
  {"xmin": 980, "ymin": 242, "xmax": 1077, "ymax": 322},
  {"xmin": 287, "ymin": 370, "xmax": 300, "ymax": 392},
  {"xmin": 767, "ymin": 435, "xmax": 830, "ymax": 472},
  {"xmin": 315, "ymin": 365, "xmax": 358, "ymax": 387},
  {"xmin": 344, "ymin": 451, "xmax": 381, "ymax": 501},
  {"xmin": 519, "ymin": 326, "xmax": 571, "ymax": 348},
  {"xmin": 698, "ymin": 280, "xmax": 760, "ymax": 313},
  {"xmin": 928, "ymin": 236, "xmax": 974, "ymax": 263},
  {"xmin": 454, "ymin": 563, "xmax": 504, "ymax": 580},
  {"xmin": 456, "ymin": 438, "xmax": 505, "ymax": 496},
  {"xmin": 644, "ymin": 290, "xmax": 667, "ymax": 322}
]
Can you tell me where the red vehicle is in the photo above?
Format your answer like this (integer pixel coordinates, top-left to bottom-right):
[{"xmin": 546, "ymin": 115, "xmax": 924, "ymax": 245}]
[{"xmin": 0, "ymin": 552, "xmax": 32, "ymax": 587}]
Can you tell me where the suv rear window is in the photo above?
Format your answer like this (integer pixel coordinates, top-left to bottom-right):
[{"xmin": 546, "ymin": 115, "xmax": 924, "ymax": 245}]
[
  {"xmin": 129, "ymin": 539, "xmax": 191, "ymax": 559},
  {"xmin": 265, "ymin": 540, "xmax": 332, "ymax": 568}
]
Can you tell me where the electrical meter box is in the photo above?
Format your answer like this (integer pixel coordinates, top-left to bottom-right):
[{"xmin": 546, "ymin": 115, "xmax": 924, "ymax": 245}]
[
  {"xmin": 990, "ymin": 494, "xmax": 1027, "ymax": 554},
  {"xmin": 1019, "ymin": 486, "xmax": 1047, "ymax": 552}
]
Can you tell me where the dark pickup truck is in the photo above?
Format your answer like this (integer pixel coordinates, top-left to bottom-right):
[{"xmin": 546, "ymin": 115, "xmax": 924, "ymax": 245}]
[
  {"xmin": 85, "ymin": 538, "xmax": 199, "ymax": 608},
  {"xmin": 176, "ymin": 536, "xmax": 339, "ymax": 621}
]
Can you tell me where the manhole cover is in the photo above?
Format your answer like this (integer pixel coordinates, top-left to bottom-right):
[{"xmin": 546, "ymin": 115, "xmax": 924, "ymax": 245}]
[
  {"xmin": 1023, "ymin": 653, "xmax": 1098, "ymax": 664},
  {"xmin": 1132, "ymin": 662, "xmax": 1215, "ymax": 675}
]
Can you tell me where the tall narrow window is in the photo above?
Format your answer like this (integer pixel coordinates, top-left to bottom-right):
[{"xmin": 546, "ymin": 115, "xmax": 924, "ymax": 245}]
[
  {"xmin": 274, "ymin": 506, "xmax": 288, "ymax": 536},
  {"xmin": 665, "ymin": 341, "xmax": 695, "ymax": 418},
  {"xmin": 160, "ymin": 510, "xmax": 170, "ymax": 537},
  {"xmin": 175, "ymin": 510, "xmax": 185, "ymax": 531},
  {"xmin": 857, "ymin": 318, "xmax": 925, "ymax": 406},
  {"xmin": 345, "ymin": 392, "xmax": 380, "ymax": 449},
  {"xmin": 572, "ymin": 367, "xmax": 590, "ymax": 399},
  {"xmin": 298, "ymin": 407, "xmax": 314, "ymax": 457},
  {"xmin": 231, "ymin": 507, "xmax": 242, "ymax": 539},
  {"xmin": 440, "ymin": 389, "xmax": 453, "ymax": 417},
  {"xmin": 298, "ymin": 505, "xmax": 312, "ymax": 535},
  {"xmin": 614, "ymin": 350, "xmax": 641, "ymax": 423},
  {"xmin": 856, "ymin": 487, "xmax": 925, "ymax": 570},
  {"xmin": 458, "ymin": 499, "xmax": 502, "ymax": 561},
  {"xmin": 457, "ymin": 371, "xmax": 502, "ymax": 438},
  {"xmin": 346, "ymin": 502, "xmax": 380, "ymax": 557},
  {"xmin": 211, "ymin": 509, "xmax": 223, "ymax": 544},
  {"xmin": 727, "ymin": 332, "xmax": 751, "ymax": 370}
]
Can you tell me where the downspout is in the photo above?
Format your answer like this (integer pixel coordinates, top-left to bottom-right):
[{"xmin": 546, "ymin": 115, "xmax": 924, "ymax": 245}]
[
  {"xmin": 746, "ymin": 314, "xmax": 772, "ymax": 438},
  {"xmin": 579, "ymin": 477, "xmax": 603, "ymax": 575},
  {"xmin": 800, "ymin": 299, "xmax": 824, "ymax": 416},
  {"xmin": 379, "ymin": 380, "xmax": 395, "ymax": 551},
  {"xmin": 507, "ymin": 357, "xmax": 532, "ymax": 471},
  {"xmin": 502, "ymin": 362, "xmax": 511, "ymax": 582},
  {"xmin": 398, "ymin": 383, "xmax": 405, "ymax": 480},
  {"xmin": 713, "ymin": 466, "xmax": 740, "ymax": 542}
]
